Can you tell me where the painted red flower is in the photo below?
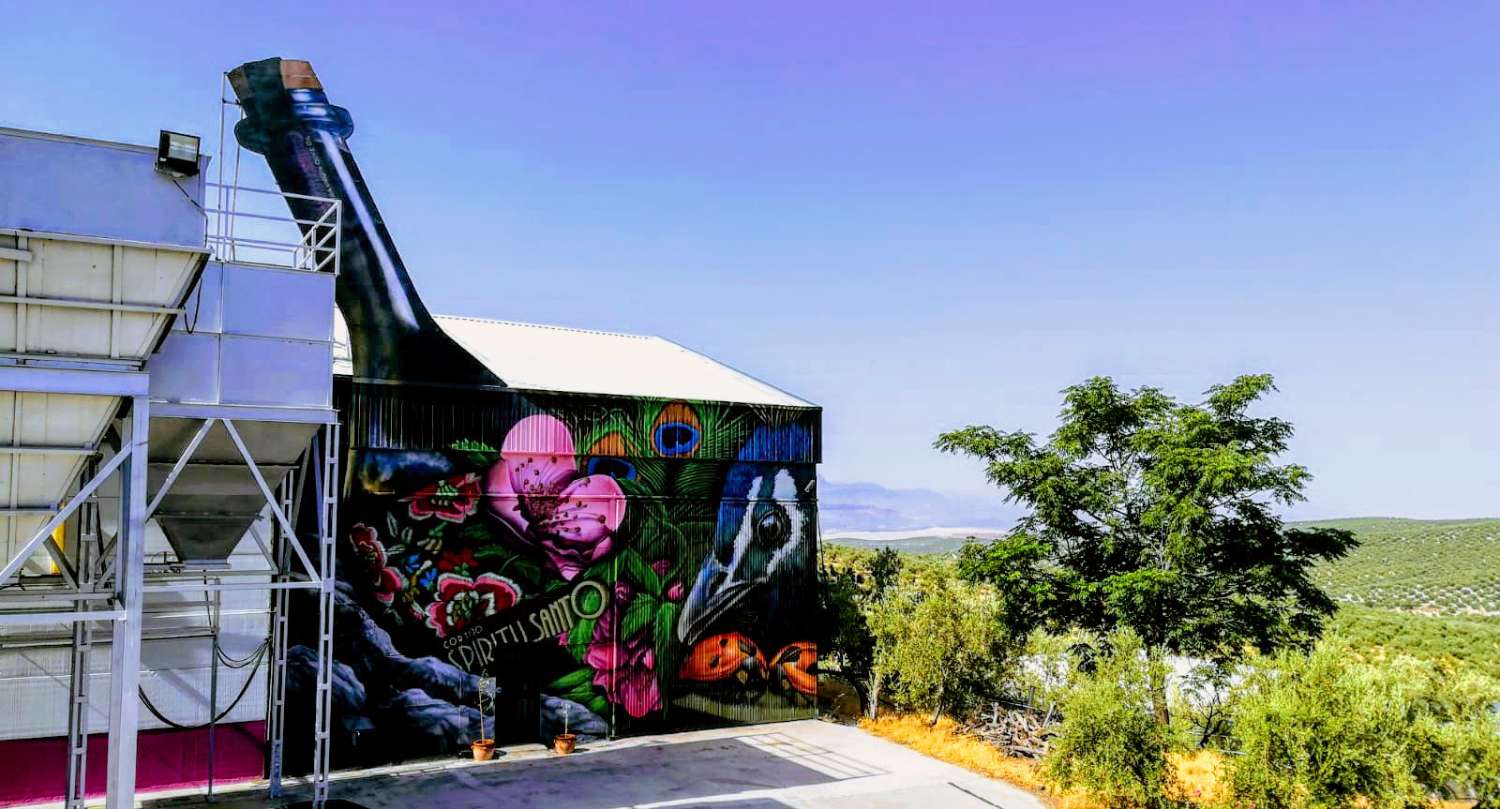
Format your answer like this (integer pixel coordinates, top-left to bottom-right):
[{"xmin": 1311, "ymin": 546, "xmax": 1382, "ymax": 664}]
[
  {"xmin": 437, "ymin": 547, "xmax": 479, "ymax": 573},
  {"xmin": 402, "ymin": 473, "xmax": 483, "ymax": 523},
  {"xmin": 349, "ymin": 523, "xmax": 406, "ymax": 605},
  {"xmin": 423, "ymin": 572, "xmax": 522, "ymax": 638}
]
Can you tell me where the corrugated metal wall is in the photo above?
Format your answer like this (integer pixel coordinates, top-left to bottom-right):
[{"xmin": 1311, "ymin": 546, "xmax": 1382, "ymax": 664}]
[
  {"xmin": 311, "ymin": 380, "xmax": 820, "ymax": 764},
  {"xmin": 338, "ymin": 383, "xmax": 820, "ymax": 464}
]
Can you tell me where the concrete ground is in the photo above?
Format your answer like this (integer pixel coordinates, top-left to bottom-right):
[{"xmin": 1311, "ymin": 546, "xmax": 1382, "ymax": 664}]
[{"xmin": 141, "ymin": 719, "xmax": 1045, "ymax": 809}]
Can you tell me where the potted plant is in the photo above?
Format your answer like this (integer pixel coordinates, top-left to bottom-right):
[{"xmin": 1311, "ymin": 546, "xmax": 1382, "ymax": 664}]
[
  {"xmin": 553, "ymin": 706, "xmax": 576, "ymax": 755},
  {"xmin": 471, "ymin": 677, "xmax": 497, "ymax": 761}
]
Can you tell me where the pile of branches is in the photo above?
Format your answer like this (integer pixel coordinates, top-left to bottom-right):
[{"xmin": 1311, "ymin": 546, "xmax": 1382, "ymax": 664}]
[{"xmin": 963, "ymin": 700, "xmax": 1057, "ymax": 759}]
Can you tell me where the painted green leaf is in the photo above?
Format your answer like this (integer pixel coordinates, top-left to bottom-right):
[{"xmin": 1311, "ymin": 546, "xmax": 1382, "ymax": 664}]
[
  {"xmin": 580, "ymin": 556, "xmax": 617, "ymax": 584},
  {"xmin": 586, "ymin": 694, "xmax": 608, "ymax": 715},
  {"xmin": 653, "ymin": 601, "xmax": 682, "ymax": 698},
  {"xmin": 620, "ymin": 549, "xmax": 662, "ymax": 598},
  {"xmin": 505, "ymin": 557, "xmax": 544, "ymax": 584},
  {"xmin": 461, "ymin": 521, "xmax": 493, "ymax": 541},
  {"xmin": 567, "ymin": 617, "xmax": 597, "ymax": 661},
  {"xmin": 546, "ymin": 667, "xmax": 593, "ymax": 692},
  {"xmin": 450, "ymin": 439, "xmax": 499, "ymax": 467},
  {"xmin": 621, "ymin": 595, "xmax": 656, "ymax": 638},
  {"xmin": 564, "ymin": 680, "xmax": 596, "ymax": 704}
]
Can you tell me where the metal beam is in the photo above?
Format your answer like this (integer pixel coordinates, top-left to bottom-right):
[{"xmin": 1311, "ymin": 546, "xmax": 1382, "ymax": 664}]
[
  {"xmin": 0, "ymin": 608, "xmax": 125, "ymax": 626},
  {"xmin": 105, "ymin": 396, "xmax": 148, "ymax": 809},
  {"xmin": 0, "ymin": 590, "xmax": 115, "ymax": 604},
  {"xmin": 0, "ymin": 365, "xmax": 148, "ymax": 397},
  {"xmin": 145, "ymin": 418, "xmax": 216, "ymax": 518},
  {"xmin": 0, "ymin": 294, "xmax": 182, "ymax": 316},
  {"xmin": 0, "ymin": 445, "xmax": 98, "ymax": 456},
  {"xmin": 0, "ymin": 447, "xmax": 128, "ymax": 586},
  {"xmin": 220, "ymin": 418, "xmax": 319, "ymax": 582},
  {"xmin": 144, "ymin": 579, "xmax": 320, "ymax": 593},
  {"xmin": 312, "ymin": 423, "xmax": 338, "ymax": 805},
  {"xmin": 43, "ymin": 536, "xmax": 77, "ymax": 588},
  {"xmin": 150, "ymin": 400, "xmax": 339, "ymax": 425},
  {"xmin": 247, "ymin": 523, "xmax": 279, "ymax": 568}
]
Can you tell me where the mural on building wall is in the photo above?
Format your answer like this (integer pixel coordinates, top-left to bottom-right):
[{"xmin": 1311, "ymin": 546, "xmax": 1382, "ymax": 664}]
[
  {"xmin": 284, "ymin": 385, "xmax": 820, "ymax": 767},
  {"xmin": 227, "ymin": 56, "xmax": 821, "ymax": 768}
]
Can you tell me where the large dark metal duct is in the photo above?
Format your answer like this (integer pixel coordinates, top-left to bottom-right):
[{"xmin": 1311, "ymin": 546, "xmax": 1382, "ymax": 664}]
[{"xmin": 227, "ymin": 57, "xmax": 500, "ymax": 387}]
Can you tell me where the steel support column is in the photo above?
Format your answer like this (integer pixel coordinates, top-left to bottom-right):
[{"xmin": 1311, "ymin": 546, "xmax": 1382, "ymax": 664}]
[
  {"xmin": 65, "ymin": 465, "xmax": 100, "ymax": 809},
  {"xmin": 105, "ymin": 396, "xmax": 149, "ymax": 809},
  {"xmin": 311, "ymin": 422, "xmax": 338, "ymax": 805},
  {"xmin": 266, "ymin": 470, "xmax": 294, "ymax": 799}
]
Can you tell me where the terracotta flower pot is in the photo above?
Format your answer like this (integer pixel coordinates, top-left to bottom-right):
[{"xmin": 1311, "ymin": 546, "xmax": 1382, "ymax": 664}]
[
  {"xmin": 553, "ymin": 733, "xmax": 577, "ymax": 755},
  {"xmin": 471, "ymin": 738, "xmax": 496, "ymax": 761}
]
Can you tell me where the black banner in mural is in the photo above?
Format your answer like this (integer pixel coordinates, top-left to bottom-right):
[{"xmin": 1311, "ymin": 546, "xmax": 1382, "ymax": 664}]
[{"xmin": 440, "ymin": 580, "xmax": 609, "ymax": 675}]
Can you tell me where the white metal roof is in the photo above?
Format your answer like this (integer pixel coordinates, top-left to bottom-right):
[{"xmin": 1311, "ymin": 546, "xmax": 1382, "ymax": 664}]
[{"xmin": 332, "ymin": 313, "xmax": 814, "ymax": 408}]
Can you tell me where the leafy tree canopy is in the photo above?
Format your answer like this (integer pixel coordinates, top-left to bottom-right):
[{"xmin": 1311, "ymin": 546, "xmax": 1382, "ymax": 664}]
[{"xmin": 936, "ymin": 374, "xmax": 1357, "ymax": 664}]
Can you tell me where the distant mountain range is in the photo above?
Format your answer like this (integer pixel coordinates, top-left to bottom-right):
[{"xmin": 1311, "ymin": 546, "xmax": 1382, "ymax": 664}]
[{"xmin": 817, "ymin": 477, "xmax": 1020, "ymax": 533}]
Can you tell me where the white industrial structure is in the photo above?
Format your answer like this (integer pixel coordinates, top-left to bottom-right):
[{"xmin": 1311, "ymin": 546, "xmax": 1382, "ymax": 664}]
[{"xmin": 0, "ymin": 125, "xmax": 341, "ymax": 808}]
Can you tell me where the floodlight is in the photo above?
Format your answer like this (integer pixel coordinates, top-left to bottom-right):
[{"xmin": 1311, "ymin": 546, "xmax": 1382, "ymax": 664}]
[{"xmin": 156, "ymin": 130, "xmax": 200, "ymax": 178}]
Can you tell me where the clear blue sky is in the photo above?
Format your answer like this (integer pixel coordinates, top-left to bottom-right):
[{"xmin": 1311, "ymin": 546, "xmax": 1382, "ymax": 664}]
[{"xmin": 4, "ymin": 2, "xmax": 1497, "ymax": 518}]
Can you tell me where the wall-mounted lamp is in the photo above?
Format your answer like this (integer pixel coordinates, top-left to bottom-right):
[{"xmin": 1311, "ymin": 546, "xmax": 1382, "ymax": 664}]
[{"xmin": 155, "ymin": 130, "xmax": 201, "ymax": 178}]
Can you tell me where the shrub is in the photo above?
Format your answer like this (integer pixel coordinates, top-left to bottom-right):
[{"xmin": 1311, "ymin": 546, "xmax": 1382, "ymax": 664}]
[
  {"xmin": 867, "ymin": 572, "xmax": 1016, "ymax": 723},
  {"xmin": 1042, "ymin": 630, "xmax": 1182, "ymax": 809},
  {"xmin": 1224, "ymin": 640, "xmax": 1500, "ymax": 808}
]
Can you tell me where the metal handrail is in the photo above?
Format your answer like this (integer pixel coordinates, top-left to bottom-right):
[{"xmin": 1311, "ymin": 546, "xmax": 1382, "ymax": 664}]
[{"xmin": 202, "ymin": 181, "xmax": 340, "ymax": 275}]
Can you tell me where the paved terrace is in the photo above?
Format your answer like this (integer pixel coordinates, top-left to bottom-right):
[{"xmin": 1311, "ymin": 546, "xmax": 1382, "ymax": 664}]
[{"xmin": 139, "ymin": 720, "xmax": 1044, "ymax": 809}]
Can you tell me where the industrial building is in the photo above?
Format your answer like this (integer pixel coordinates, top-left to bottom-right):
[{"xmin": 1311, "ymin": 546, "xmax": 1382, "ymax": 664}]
[{"xmin": 0, "ymin": 57, "xmax": 820, "ymax": 808}]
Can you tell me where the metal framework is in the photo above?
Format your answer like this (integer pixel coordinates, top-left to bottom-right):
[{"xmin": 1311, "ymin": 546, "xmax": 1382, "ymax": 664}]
[
  {"xmin": 141, "ymin": 418, "xmax": 340, "ymax": 805},
  {"xmin": 0, "ymin": 85, "xmax": 344, "ymax": 809},
  {"xmin": 0, "ymin": 411, "xmax": 339, "ymax": 808},
  {"xmin": 0, "ymin": 379, "xmax": 149, "ymax": 809},
  {"xmin": 0, "ymin": 147, "xmax": 341, "ymax": 809}
]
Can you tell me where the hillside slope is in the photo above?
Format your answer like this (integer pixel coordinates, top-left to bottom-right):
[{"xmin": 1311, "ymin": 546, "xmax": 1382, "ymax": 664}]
[{"xmin": 1306, "ymin": 517, "xmax": 1500, "ymax": 616}]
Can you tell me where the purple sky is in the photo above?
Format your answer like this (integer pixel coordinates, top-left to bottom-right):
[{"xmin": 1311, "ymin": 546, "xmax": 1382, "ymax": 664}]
[{"xmin": 3, "ymin": 2, "xmax": 1498, "ymax": 517}]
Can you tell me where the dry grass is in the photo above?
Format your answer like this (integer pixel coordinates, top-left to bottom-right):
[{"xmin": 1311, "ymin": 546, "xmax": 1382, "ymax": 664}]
[
  {"xmin": 859, "ymin": 713, "xmax": 1083, "ymax": 807},
  {"xmin": 859, "ymin": 713, "xmax": 1479, "ymax": 809},
  {"xmin": 1170, "ymin": 749, "xmax": 1226, "ymax": 806}
]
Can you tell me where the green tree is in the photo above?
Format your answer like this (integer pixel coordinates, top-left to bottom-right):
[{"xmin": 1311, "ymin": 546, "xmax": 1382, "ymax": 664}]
[
  {"xmin": 936, "ymin": 374, "xmax": 1357, "ymax": 721},
  {"xmin": 817, "ymin": 546, "xmax": 902, "ymax": 718},
  {"xmin": 867, "ymin": 572, "xmax": 1016, "ymax": 724}
]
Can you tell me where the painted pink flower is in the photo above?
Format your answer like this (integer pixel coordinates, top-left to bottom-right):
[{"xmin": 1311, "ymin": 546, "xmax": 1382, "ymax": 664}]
[
  {"xmin": 423, "ymin": 572, "xmax": 521, "ymax": 637},
  {"xmin": 666, "ymin": 581, "xmax": 686, "ymax": 602},
  {"xmin": 350, "ymin": 523, "xmax": 406, "ymax": 605},
  {"xmin": 485, "ymin": 414, "xmax": 626, "ymax": 580},
  {"xmin": 401, "ymin": 473, "xmax": 483, "ymax": 523},
  {"xmin": 584, "ymin": 581, "xmax": 661, "ymax": 718}
]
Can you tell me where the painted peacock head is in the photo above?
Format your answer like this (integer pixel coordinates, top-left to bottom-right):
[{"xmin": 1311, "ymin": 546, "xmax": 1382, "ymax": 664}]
[{"xmin": 677, "ymin": 425, "xmax": 816, "ymax": 646}]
